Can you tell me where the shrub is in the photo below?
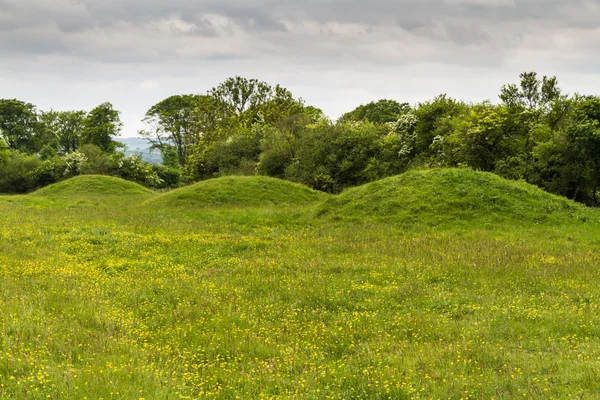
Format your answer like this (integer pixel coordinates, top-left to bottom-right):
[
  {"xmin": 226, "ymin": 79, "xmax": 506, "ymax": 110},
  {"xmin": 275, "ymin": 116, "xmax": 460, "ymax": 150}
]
[
  {"xmin": 112, "ymin": 153, "xmax": 163, "ymax": 187},
  {"xmin": 152, "ymin": 164, "xmax": 181, "ymax": 188},
  {"xmin": 0, "ymin": 151, "xmax": 42, "ymax": 193},
  {"xmin": 79, "ymin": 144, "xmax": 115, "ymax": 175}
]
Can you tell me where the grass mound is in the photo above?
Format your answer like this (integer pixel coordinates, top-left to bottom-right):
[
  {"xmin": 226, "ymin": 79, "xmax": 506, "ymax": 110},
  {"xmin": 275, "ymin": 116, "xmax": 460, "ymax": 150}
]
[
  {"xmin": 147, "ymin": 176, "xmax": 326, "ymax": 209},
  {"xmin": 317, "ymin": 168, "xmax": 588, "ymax": 226},
  {"xmin": 32, "ymin": 175, "xmax": 152, "ymax": 198}
]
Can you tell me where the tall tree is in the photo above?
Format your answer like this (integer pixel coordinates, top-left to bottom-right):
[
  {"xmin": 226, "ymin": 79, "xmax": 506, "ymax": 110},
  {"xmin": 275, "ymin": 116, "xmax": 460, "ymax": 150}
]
[
  {"xmin": 338, "ymin": 99, "xmax": 410, "ymax": 125},
  {"xmin": 40, "ymin": 110, "xmax": 87, "ymax": 154},
  {"xmin": 140, "ymin": 95, "xmax": 208, "ymax": 166},
  {"xmin": 412, "ymin": 95, "xmax": 467, "ymax": 157},
  {"xmin": 80, "ymin": 102, "xmax": 123, "ymax": 152},
  {"xmin": 208, "ymin": 76, "xmax": 302, "ymax": 127},
  {"xmin": 209, "ymin": 76, "xmax": 272, "ymax": 118},
  {"xmin": 0, "ymin": 99, "xmax": 40, "ymax": 153},
  {"xmin": 499, "ymin": 71, "xmax": 561, "ymax": 112}
]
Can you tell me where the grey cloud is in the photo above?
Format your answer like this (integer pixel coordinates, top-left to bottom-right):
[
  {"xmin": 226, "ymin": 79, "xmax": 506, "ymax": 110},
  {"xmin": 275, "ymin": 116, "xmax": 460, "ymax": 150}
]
[
  {"xmin": 1, "ymin": 0, "xmax": 600, "ymax": 136},
  {"xmin": 2, "ymin": 0, "xmax": 595, "ymax": 34}
]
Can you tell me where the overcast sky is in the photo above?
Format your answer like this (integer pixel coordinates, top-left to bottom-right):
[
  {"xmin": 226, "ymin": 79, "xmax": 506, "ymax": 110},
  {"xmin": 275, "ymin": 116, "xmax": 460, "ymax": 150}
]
[{"xmin": 1, "ymin": 0, "xmax": 599, "ymax": 136}]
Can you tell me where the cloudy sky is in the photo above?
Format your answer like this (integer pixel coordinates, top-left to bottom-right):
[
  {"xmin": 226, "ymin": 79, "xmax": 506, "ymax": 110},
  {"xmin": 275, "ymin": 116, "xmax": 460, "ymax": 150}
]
[{"xmin": 1, "ymin": 0, "xmax": 599, "ymax": 136}]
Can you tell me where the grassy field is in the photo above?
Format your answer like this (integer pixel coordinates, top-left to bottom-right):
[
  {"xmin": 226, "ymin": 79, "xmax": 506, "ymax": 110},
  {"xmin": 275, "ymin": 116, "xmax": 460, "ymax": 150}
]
[{"xmin": 1, "ymin": 169, "xmax": 599, "ymax": 399}]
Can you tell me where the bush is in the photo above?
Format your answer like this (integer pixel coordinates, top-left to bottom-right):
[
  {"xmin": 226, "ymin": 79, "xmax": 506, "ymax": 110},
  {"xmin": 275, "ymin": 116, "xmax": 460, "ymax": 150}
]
[
  {"xmin": 256, "ymin": 128, "xmax": 295, "ymax": 178},
  {"xmin": 79, "ymin": 144, "xmax": 115, "ymax": 175},
  {"xmin": 286, "ymin": 121, "xmax": 386, "ymax": 192},
  {"xmin": 152, "ymin": 164, "xmax": 181, "ymax": 188},
  {"xmin": 112, "ymin": 153, "xmax": 163, "ymax": 187},
  {"xmin": 195, "ymin": 127, "xmax": 263, "ymax": 178},
  {"xmin": 0, "ymin": 152, "xmax": 42, "ymax": 193},
  {"xmin": 33, "ymin": 156, "xmax": 68, "ymax": 187}
]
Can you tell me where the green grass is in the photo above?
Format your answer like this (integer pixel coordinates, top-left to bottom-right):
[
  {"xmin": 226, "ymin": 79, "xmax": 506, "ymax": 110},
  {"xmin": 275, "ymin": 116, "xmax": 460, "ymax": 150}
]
[
  {"xmin": 32, "ymin": 175, "xmax": 153, "ymax": 197},
  {"xmin": 317, "ymin": 168, "xmax": 589, "ymax": 227},
  {"xmin": 146, "ymin": 175, "xmax": 327, "ymax": 209},
  {"xmin": 27, "ymin": 175, "xmax": 155, "ymax": 209},
  {"xmin": 1, "ymin": 169, "xmax": 600, "ymax": 399}
]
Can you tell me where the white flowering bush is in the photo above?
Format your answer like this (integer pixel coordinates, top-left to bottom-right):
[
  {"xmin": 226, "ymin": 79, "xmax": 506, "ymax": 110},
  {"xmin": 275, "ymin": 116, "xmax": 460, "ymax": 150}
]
[
  {"xmin": 63, "ymin": 151, "xmax": 88, "ymax": 176},
  {"xmin": 112, "ymin": 153, "xmax": 163, "ymax": 187}
]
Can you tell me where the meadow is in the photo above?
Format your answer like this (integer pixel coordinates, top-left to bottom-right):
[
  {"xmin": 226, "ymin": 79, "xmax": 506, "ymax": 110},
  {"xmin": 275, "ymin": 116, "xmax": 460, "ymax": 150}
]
[{"xmin": 0, "ymin": 169, "xmax": 599, "ymax": 399}]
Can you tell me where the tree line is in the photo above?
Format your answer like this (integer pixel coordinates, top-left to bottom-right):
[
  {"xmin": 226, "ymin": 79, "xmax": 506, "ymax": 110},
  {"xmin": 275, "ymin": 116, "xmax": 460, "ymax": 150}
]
[{"xmin": 1, "ymin": 72, "xmax": 600, "ymax": 205}]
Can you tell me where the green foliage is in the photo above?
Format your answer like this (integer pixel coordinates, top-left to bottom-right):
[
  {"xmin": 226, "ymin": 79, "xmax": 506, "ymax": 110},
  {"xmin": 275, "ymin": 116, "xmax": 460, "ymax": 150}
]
[
  {"xmin": 111, "ymin": 153, "xmax": 163, "ymax": 187},
  {"xmin": 385, "ymin": 111, "xmax": 420, "ymax": 169},
  {"xmin": 500, "ymin": 71, "xmax": 561, "ymax": 111},
  {"xmin": 0, "ymin": 99, "xmax": 40, "ymax": 153},
  {"xmin": 209, "ymin": 76, "xmax": 274, "ymax": 118},
  {"xmin": 158, "ymin": 144, "xmax": 181, "ymax": 169},
  {"xmin": 531, "ymin": 95, "xmax": 600, "ymax": 205},
  {"xmin": 2, "ymin": 71, "xmax": 600, "ymax": 208},
  {"xmin": 256, "ymin": 111, "xmax": 319, "ymax": 177},
  {"xmin": 32, "ymin": 152, "xmax": 87, "ymax": 188},
  {"xmin": 441, "ymin": 103, "xmax": 515, "ymax": 171},
  {"xmin": 338, "ymin": 99, "xmax": 410, "ymax": 124},
  {"xmin": 493, "ymin": 156, "xmax": 527, "ymax": 180},
  {"xmin": 80, "ymin": 102, "xmax": 123, "ymax": 152},
  {"xmin": 0, "ymin": 151, "xmax": 42, "ymax": 193},
  {"xmin": 286, "ymin": 121, "xmax": 387, "ymax": 192},
  {"xmin": 151, "ymin": 164, "xmax": 181, "ymax": 189},
  {"xmin": 33, "ymin": 156, "xmax": 69, "ymax": 188},
  {"xmin": 175, "ymin": 77, "xmax": 306, "ymax": 180},
  {"xmin": 412, "ymin": 94, "xmax": 468, "ymax": 158},
  {"xmin": 140, "ymin": 94, "xmax": 206, "ymax": 166},
  {"xmin": 196, "ymin": 126, "xmax": 263, "ymax": 178},
  {"xmin": 40, "ymin": 110, "xmax": 87, "ymax": 153},
  {"xmin": 256, "ymin": 124, "xmax": 293, "ymax": 178},
  {"xmin": 79, "ymin": 144, "xmax": 114, "ymax": 175},
  {"xmin": 0, "ymin": 138, "xmax": 9, "ymax": 163},
  {"xmin": 208, "ymin": 76, "xmax": 303, "ymax": 127}
]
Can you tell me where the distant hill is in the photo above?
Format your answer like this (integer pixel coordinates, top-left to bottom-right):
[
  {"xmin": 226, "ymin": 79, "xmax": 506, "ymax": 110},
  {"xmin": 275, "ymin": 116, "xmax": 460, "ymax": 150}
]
[{"xmin": 119, "ymin": 137, "xmax": 162, "ymax": 164}]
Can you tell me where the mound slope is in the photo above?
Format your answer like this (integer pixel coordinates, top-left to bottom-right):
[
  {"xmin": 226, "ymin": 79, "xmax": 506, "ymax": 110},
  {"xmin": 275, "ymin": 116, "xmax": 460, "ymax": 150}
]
[
  {"xmin": 317, "ymin": 168, "xmax": 587, "ymax": 225},
  {"xmin": 32, "ymin": 175, "xmax": 152, "ymax": 198},
  {"xmin": 147, "ymin": 176, "xmax": 326, "ymax": 208}
]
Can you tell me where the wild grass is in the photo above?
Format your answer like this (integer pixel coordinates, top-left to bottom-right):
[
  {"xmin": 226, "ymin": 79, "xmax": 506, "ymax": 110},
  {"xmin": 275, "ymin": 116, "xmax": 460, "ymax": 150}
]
[
  {"xmin": 1, "ymin": 170, "xmax": 599, "ymax": 399},
  {"xmin": 146, "ymin": 176, "xmax": 327, "ymax": 209}
]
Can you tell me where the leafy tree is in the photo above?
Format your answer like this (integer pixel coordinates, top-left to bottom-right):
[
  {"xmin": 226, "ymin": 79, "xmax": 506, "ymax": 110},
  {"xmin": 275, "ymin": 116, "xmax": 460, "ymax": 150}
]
[
  {"xmin": 208, "ymin": 76, "xmax": 305, "ymax": 128},
  {"xmin": 80, "ymin": 102, "xmax": 123, "ymax": 152},
  {"xmin": 338, "ymin": 99, "xmax": 410, "ymax": 124},
  {"xmin": 385, "ymin": 111, "xmax": 419, "ymax": 168},
  {"xmin": 182, "ymin": 77, "xmax": 307, "ymax": 181},
  {"xmin": 141, "ymin": 95, "xmax": 207, "ymax": 166},
  {"xmin": 287, "ymin": 121, "xmax": 386, "ymax": 192},
  {"xmin": 192, "ymin": 124, "xmax": 267, "ymax": 179},
  {"xmin": 0, "ymin": 99, "xmax": 40, "ymax": 153},
  {"xmin": 412, "ymin": 95, "xmax": 467, "ymax": 158},
  {"xmin": 257, "ymin": 110, "xmax": 321, "ymax": 178},
  {"xmin": 209, "ymin": 76, "xmax": 273, "ymax": 119},
  {"xmin": 0, "ymin": 138, "xmax": 10, "ymax": 163},
  {"xmin": 158, "ymin": 145, "xmax": 181, "ymax": 169},
  {"xmin": 439, "ymin": 103, "xmax": 529, "ymax": 174},
  {"xmin": 41, "ymin": 110, "xmax": 87, "ymax": 154},
  {"xmin": 253, "ymin": 86, "xmax": 305, "ymax": 126},
  {"xmin": 500, "ymin": 71, "xmax": 561, "ymax": 112}
]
